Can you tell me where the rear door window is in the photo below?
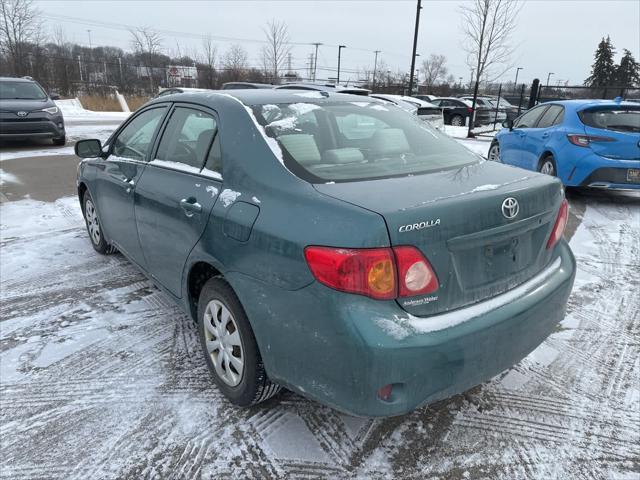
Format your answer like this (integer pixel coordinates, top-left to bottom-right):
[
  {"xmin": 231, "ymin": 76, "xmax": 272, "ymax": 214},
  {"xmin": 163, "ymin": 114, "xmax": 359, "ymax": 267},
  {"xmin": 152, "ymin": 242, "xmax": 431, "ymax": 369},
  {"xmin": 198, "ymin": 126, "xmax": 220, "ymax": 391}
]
[
  {"xmin": 579, "ymin": 106, "xmax": 640, "ymax": 133},
  {"xmin": 155, "ymin": 107, "xmax": 217, "ymax": 169},
  {"xmin": 536, "ymin": 105, "xmax": 564, "ymax": 128}
]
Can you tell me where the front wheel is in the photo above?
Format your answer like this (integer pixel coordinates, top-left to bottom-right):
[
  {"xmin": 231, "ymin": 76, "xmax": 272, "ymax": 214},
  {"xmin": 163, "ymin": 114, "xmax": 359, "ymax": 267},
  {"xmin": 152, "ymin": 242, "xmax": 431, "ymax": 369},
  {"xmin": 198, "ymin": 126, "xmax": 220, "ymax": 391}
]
[
  {"xmin": 539, "ymin": 156, "xmax": 557, "ymax": 176},
  {"xmin": 83, "ymin": 191, "xmax": 116, "ymax": 254},
  {"xmin": 488, "ymin": 141, "xmax": 500, "ymax": 162},
  {"xmin": 198, "ymin": 277, "xmax": 281, "ymax": 406}
]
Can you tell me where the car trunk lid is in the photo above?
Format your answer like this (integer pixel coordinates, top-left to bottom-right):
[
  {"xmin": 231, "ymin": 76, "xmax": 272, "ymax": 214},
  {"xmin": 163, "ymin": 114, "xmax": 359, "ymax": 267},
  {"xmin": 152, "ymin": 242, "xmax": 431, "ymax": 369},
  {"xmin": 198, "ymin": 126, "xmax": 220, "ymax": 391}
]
[{"xmin": 314, "ymin": 161, "xmax": 563, "ymax": 316}]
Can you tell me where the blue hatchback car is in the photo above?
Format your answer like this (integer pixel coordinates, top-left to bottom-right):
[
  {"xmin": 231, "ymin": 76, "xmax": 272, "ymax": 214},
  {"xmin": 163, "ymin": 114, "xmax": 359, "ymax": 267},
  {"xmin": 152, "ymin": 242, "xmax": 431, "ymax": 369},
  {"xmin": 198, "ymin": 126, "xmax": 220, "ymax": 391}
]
[{"xmin": 488, "ymin": 99, "xmax": 640, "ymax": 189}]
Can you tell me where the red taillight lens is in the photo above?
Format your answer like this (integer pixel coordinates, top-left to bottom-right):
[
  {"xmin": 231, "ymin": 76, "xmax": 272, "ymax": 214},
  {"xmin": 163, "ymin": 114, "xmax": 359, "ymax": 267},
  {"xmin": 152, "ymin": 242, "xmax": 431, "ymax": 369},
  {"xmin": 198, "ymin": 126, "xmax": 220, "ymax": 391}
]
[
  {"xmin": 467, "ymin": 107, "xmax": 473, "ymax": 113},
  {"xmin": 547, "ymin": 199, "xmax": 569, "ymax": 249},
  {"xmin": 567, "ymin": 134, "xmax": 615, "ymax": 147},
  {"xmin": 304, "ymin": 246, "xmax": 396, "ymax": 300},
  {"xmin": 393, "ymin": 246, "xmax": 439, "ymax": 297}
]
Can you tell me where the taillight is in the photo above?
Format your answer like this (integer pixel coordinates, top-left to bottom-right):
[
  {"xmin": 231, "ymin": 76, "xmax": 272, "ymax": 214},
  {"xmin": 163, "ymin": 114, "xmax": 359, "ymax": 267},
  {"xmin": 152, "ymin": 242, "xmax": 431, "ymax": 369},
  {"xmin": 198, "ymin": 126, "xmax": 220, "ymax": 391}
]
[
  {"xmin": 547, "ymin": 199, "xmax": 569, "ymax": 249},
  {"xmin": 567, "ymin": 134, "xmax": 615, "ymax": 147},
  {"xmin": 304, "ymin": 245, "xmax": 438, "ymax": 300},
  {"xmin": 393, "ymin": 246, "xmax": 439, "ymax": 297},
  {"xmin": 304, "ymin": 246, "xmax": 396, "ymax": 300},
  {"xmin": 467, "ymin": 107, "xmax": 473, "ymax": 113}
]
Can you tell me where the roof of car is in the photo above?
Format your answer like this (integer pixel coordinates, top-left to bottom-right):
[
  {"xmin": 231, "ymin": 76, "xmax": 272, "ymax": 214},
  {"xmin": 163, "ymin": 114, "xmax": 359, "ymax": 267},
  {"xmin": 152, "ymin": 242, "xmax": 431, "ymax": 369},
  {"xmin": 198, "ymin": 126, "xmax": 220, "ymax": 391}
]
[
  {"xmin": 147, "ymin": 88, "xmax": 379, "ymax": 108},
  {"xmin": 0, "ymin": 76, "xmax": 35, "ymax": 83},
  {"xmin": 539, "ymin": 99, "xmax": 639, "ymax": 110}
]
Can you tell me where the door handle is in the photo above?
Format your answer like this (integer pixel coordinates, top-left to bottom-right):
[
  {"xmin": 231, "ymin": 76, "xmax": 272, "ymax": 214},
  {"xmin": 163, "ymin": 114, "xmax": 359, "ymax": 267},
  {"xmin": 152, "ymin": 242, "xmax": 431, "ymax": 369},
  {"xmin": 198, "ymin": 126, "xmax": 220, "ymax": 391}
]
[{"xmin": 180, "ymin": 198, "xmax": 202, "ymax": 217}]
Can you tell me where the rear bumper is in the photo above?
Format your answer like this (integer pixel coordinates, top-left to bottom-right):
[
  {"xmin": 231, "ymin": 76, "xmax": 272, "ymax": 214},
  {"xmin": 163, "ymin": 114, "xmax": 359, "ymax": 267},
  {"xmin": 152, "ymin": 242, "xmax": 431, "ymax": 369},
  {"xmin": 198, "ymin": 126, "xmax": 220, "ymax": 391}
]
[
  {"xmin": 229, "ymin": 242, "xmax": 576, "ymax": 417},
  {"xmin": 559, "ymin": 148, "xmax": 640, "ymax": 189}
]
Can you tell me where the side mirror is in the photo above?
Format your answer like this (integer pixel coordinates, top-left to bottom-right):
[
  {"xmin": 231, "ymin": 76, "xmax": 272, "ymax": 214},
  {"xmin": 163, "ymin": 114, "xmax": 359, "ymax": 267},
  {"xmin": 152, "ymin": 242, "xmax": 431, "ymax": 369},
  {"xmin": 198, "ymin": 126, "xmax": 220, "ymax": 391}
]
[
  {"xmin": 49, "ymin": 92, "xmax": 60, "ymax": 100},
  {"xmin": 75, "ymin": 139, "xmax": 103, "ymax": 158},
  {"xmin": 502, "ymin": 118, "xmax": 513, "ymax": 130}
]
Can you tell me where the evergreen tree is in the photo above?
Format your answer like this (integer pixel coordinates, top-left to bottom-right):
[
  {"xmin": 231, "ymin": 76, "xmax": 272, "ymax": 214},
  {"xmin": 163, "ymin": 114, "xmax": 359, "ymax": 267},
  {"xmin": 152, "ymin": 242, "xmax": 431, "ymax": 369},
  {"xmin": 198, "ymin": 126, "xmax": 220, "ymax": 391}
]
[
  {"xmin": 584, "ymin": 36, "xmax": 616, "ymax": 87},
  {"xmin": 616, "ymin": 49, "xmax": 640, "ymax": 87}
]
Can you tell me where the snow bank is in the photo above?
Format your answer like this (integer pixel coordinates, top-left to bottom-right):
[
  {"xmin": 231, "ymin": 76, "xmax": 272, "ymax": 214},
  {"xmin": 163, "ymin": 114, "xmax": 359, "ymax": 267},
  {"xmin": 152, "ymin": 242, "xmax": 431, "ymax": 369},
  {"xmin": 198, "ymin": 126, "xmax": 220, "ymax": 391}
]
[{"xmin": 55, "ymin": 98, "xmax": 131, "ymax": 121}]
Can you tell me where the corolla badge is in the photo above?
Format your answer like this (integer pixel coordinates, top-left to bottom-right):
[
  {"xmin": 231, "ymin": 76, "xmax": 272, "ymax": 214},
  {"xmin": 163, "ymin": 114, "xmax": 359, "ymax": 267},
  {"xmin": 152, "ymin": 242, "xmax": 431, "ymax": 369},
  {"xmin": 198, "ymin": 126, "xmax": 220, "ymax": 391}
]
[
  {"xmin": 501, "ymin": 197, "xmax": 519, "ymax": 219},
  {"xmin": 398, "ymin": 219, "xmax": 441, "ymax": 232},
  {"xmin": 16, "ymin": 111, "xmax": 28, "ymax": 117}
]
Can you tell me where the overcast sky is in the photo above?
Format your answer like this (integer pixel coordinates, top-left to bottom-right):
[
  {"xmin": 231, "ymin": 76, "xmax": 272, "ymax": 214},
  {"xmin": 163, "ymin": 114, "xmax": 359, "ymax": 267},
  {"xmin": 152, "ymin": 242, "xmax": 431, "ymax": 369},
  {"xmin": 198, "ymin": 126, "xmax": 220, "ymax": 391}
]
[{"xmin": 38, "ymin": 0, "xmax": 640, "ymax": 86}]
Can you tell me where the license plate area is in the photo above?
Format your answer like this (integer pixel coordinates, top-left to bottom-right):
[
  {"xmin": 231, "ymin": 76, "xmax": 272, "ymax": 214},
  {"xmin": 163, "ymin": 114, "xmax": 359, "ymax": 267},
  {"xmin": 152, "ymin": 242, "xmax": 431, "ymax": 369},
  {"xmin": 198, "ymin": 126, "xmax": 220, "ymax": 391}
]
[{"xmin": 627, "ymin": 168, "xmax": 640, "ymax": 183}]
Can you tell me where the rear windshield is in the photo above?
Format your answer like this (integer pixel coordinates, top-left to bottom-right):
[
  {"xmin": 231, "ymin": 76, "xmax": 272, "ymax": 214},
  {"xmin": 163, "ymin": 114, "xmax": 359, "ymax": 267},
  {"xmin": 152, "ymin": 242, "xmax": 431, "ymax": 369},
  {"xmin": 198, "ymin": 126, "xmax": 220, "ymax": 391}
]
[
  {"xmin": 0, "ymin": 81, "xmax": 47, "ymax": 100},
  {"xmin": 579, "ymin": 106, "xmax": 640, "ymax": 133},
  {"xmin": 250, "ymin": 101, "xmax": 477, "ymax": 183}
]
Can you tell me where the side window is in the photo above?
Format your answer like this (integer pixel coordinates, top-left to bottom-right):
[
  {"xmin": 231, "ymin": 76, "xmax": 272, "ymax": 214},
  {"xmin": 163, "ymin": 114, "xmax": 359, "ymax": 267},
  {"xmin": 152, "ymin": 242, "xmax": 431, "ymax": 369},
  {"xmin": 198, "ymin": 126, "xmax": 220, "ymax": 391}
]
[
  {"xmin": 156, "ymin": 107, "xmax": 217, "ymax": 169},
  {"xmin": 536, "ymin": 105, "xmax": 564, "ymax": 129},
  {"xmin": 514, "ymin": 105, "xmax": 548, "ymax": 129},
  {"xmin": 112, "ymin": 107, "xmax": 167, "ymax": 161}
]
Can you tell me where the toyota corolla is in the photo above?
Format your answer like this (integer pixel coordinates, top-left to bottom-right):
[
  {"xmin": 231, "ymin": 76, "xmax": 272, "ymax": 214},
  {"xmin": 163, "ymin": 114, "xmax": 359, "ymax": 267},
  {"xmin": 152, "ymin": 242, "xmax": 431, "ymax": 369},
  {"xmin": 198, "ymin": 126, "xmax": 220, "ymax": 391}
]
[{"xmin": 75, "ymin": 90, "xmax": 575, "ymax": 417}]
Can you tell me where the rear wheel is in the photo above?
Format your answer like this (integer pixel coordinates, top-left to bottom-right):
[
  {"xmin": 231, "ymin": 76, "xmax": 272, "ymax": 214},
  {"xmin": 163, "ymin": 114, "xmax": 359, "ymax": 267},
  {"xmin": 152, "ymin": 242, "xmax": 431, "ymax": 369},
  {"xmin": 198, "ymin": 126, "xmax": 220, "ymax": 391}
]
[
  {"xmin": 488, "ymin": 141, "xmax": 500, "ymax": 162},
  {"xmin": 82, "ymin": 191, "xmax": 116, "ymax": 254},
  {"xmin": 198, "ymin": 277, "xmax": 281, "ymax": 406},
  {"xmin": 451, "ymin": 114, "xmax": 464, "ymax": 127},
  {"xmin": 539, "ymin": 155, "xmax": 556, "ymax": 176}
]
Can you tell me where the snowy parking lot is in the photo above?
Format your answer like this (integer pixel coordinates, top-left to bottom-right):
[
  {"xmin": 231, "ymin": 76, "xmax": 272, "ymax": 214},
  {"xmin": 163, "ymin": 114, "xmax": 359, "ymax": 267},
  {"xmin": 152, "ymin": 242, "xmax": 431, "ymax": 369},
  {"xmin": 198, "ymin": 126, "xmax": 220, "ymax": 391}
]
[{"xmin": 1, "ymin": 111, "xmax": 639, "ymax": 479}]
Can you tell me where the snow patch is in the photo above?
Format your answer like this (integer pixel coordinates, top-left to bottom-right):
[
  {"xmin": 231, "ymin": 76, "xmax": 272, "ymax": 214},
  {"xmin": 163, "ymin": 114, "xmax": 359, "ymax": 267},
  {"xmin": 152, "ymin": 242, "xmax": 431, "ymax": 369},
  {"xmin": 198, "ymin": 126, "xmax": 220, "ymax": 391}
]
[
  {"xmin": 0, "ymin": 169, "xmax": 21, "ymax": 185},
  {"xmin": 470, "ymin": 184, "xmax": 501, "ymax": 192},
  {"xmin": 370, "ymin": 104, "xmax": 389, "ymax": 111},
  {"xmin": 205, "ymin": 186, "xmax": 219, "ymax": 197},
  {"xmin": 252, "ymin": 196, "xmax": 261, "ymax": 204},
  {"xmin": 293, "ymin": 91, "xmax": 324, "ymax": 99},
  {"xmin": 219, "ymin": 189, "xmax": 241, "ymax": 207}
]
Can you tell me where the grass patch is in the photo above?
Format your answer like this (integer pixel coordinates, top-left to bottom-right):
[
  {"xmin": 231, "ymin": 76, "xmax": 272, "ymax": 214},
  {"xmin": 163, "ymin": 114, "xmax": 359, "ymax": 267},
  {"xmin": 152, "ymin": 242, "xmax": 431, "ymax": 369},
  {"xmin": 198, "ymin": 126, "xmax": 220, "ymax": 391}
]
[{"xmin": 77, "ymin": 95, "xmax": 151, "ymax": 112}]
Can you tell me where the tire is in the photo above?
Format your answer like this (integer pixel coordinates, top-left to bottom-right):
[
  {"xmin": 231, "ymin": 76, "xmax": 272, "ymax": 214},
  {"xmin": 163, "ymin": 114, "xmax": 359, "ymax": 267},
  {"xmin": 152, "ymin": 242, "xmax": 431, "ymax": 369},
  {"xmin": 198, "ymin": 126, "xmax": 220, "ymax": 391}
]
[
  {"xmin": 451, "ymin": 115, "xmax": 464, "ymax": 127},
  {"xmin": 82, "ymin": 191, "xmax": 116, "ymax": 254},
  {"xmin": 538, "ymin": 155, "xmax": 557, "ymax": 176},
  {"xmin": 198, "ymin": 277, "xmax": 281, "ymax": 406},
  {"xmin": 488, "ymin": 141, "xmax": 501, "ymax": 162},
  {"xmin": 53, "ymin": 136, "xmax": 66, "ymax": 146}
]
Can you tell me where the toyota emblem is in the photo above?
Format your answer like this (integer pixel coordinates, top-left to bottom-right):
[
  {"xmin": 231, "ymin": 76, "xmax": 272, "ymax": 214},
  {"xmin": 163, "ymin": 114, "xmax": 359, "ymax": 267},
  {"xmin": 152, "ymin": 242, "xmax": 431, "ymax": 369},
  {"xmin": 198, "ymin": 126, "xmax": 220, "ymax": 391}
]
[
  {"xmin": 16, "ymin": 111, "xmax": 28, "ymax": 117},
  {"xmin": 501, "ymin": 197, "xmax": 519, "ymax": 219}
]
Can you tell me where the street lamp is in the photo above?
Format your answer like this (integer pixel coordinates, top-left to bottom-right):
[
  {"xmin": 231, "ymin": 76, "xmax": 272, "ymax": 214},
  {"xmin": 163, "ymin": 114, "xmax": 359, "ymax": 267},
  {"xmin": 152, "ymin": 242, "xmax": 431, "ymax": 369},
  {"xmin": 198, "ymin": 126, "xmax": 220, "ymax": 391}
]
[
  {"xmin": 546, "ymin": 72, "xmax": 554, "ymax": 88},
  {"xmin": 514, "ymin": 67, "xmax": 523, "ymax": 91},
  {"xmin": 337, "ymin": 45, "xmax": 346, "ymax": 85}
]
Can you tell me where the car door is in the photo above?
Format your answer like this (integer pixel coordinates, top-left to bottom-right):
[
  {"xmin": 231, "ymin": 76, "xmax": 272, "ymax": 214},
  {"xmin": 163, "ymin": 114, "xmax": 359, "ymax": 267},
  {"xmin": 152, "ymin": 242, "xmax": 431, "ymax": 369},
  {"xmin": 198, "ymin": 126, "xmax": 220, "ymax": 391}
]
[
  {"xmin": 521, "ymin": 104, "xmax": 564, "ymax": 170},
  {"xmin": 134, "ymin": 104, "xmax": 222, "ymax": 297},
  {"xmin": 500, "ymin": 105, "xmax": 549, "ymax": 168},
  {"xmin": 93, "ymin": 105, "xmax": 168, "ymax": 265}
]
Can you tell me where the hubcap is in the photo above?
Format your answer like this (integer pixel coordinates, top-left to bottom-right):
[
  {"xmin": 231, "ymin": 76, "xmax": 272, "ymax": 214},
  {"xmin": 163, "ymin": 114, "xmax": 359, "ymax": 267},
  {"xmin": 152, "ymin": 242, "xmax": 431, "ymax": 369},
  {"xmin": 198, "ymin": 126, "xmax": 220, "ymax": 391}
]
[
  {"xmin": 203, "ymin": 300, "xmax": 244, "ymax": 387},
  {"xmin": 489, "ymin": 144, "xmax": 500, "ymax": 162},
  {"xmin": 452, "ymin": 116, "xmax": 463, "ymax": 126},
  {"xmin": 85, "ymin": 199, "xmax": 101, "ymax": 245},
  {"xmin": 540, "ymin": 160, "xmax": 555, "ymax": 175}
]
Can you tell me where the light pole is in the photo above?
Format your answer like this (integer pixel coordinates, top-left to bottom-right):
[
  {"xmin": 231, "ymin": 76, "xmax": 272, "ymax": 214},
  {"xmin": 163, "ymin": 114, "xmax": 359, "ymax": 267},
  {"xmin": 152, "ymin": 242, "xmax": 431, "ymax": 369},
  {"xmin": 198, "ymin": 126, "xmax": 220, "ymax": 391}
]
[
  {"xmin": 458, "ymin": 76, "xmax": 463, "ymax": 90},
  {"xmin": 546, "ymin": 72, "xmax": 554, "ymax": 88},
  {"xmin": 408, "ymin": 0, "xmax": 422, "ymax": 96},
  {"xmin": 311, "ymin": 42, "xmax": 322, "ymax": 82},
  {"xmin": 372, "ymin": 50, "xmax": 381, "ymax": 89},
  {"xmin": 514, "ymin": 67, "xmax": 523, "ymax": 91},
  {"xmin": 87, "ymin": 29, "xmax": 92, "ymax": 49},
  {"xmin": 337, "ymin": 45, "xmax": 346, "ymax": 85}
]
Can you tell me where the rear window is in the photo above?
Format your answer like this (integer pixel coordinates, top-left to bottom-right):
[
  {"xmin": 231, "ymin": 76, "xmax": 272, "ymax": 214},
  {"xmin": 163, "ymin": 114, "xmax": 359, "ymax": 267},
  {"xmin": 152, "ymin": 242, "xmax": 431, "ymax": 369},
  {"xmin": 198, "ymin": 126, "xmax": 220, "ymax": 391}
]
[
  {"xmin": 250, "ymin": 101, "xmax": 477, "ymax": 183},
  {"xmin": 579, "ymin": 106, "xmax": 640, "ymax": 133}
]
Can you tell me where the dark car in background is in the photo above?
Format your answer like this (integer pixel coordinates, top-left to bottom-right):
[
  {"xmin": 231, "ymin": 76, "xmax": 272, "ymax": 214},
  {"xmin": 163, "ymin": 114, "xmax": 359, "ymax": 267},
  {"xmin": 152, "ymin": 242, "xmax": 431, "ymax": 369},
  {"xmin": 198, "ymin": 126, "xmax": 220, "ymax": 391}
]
[
  {"xmin": 74, "ymin": 89, "xmax": 575, "ymax": 417},
  {"xmin": 430, "ymin": 97, "xmax": 492, "ymax": 127},
  {"xmin": 460, "ymin": 96, "xmax": 507, "ymax": 124},
  {"xmin": 221, "ymin": 82, "xmax": 273, "ymax": 90},
  {"xmin": 275, "ymin": 82, "xmax": 371, "ymax": 96},
  {"xmin": 0, "ymin": 76, "xmax": 65, "ymax": 145}
]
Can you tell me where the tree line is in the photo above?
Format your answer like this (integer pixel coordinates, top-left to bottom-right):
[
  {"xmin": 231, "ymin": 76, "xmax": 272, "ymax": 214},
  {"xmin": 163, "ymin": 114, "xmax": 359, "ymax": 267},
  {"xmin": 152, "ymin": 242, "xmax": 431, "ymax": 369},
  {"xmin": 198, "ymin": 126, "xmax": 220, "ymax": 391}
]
[{"xmin": 584, "ymin": 36, "xmax": 639, "ymax": 88}]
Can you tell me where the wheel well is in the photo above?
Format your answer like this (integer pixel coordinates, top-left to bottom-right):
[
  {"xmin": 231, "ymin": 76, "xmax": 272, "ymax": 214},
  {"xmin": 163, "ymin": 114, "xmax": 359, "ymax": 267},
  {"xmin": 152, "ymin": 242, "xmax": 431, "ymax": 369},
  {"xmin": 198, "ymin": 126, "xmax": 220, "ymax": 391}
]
[
  {"xmin": 538, "ymin": 151, "xmax": 555, "ymax": 168},
  {"xmin": 187, "ymin": 262, "xmax": 222, "ymax": 320},
  {"xmin": 78, "ymin": 182, "xmax": 87, "ymax": 212}
]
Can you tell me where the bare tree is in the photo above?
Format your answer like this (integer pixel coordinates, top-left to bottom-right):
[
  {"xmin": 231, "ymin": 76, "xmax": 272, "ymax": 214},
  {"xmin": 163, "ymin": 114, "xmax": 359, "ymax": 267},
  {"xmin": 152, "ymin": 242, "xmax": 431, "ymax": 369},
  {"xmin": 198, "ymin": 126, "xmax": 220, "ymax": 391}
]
[
  {"xmin": 129, "ymin": 26, "xmax": 163, "ymax": 91},
  {"xmin": 460, "ymin": 0, "xmax": 520, "ymax": 137},
  {"xmin": 200, "ymin": 35, "xmax": 217, "ymax": 88},
  {"xmin": 260, "ymin": 19, "xmax": 290, "ymax": 83},
  {"xmin": 0, "ymin": 0, "xmax": 42, "ymax": 75},
  {"xmin": 222, "ymin": 44, "xmax": 248, "ymax": 80},
  {"xmin": 420, "ymin": 54, "xmax": 448, "ymax": 89}
]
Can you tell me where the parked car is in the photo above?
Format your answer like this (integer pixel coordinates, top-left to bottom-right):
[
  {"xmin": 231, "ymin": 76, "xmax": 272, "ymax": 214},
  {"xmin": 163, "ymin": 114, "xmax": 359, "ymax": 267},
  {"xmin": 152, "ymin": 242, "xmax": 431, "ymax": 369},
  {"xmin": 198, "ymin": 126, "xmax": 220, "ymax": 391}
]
[
  {"xmin": 0, "ymin": 76, "xmax": 65, "ymax": 145},
  {"xmin": 222, "ymin": 82, "xmax": 273, "ymax": 90},
  {"xmin": 460, "ymin": 96, "xmax": 507, "ymax": 123},
  {"xmin": 489, "ymin": 99, "xmax": 640, "ymax": 189},
  {"xmin": 275, "ymin": 82, "xmax": 371, "ymax": 96},
  {"xmin": 75, "ymin": 89, "xmax": 575, "ymax": 417},
  {"xmin": 370, "ymin": 93, "xmax": 444, "ymax": 129},
  {"xmin": 430, "ymin": 97, "xmax": 491, "ymax": 127},
  {"xmin": 413, "ymin": 94, "xmax": 437, "ymax": 103},
  {"xmin": 486, "ymin": 96, "xmax": 522, "ymax": 121}
]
